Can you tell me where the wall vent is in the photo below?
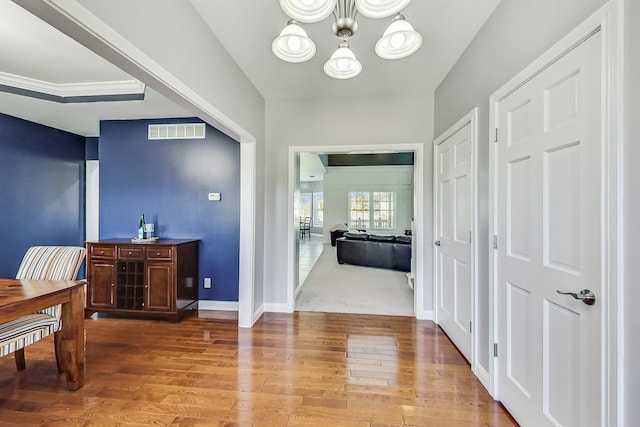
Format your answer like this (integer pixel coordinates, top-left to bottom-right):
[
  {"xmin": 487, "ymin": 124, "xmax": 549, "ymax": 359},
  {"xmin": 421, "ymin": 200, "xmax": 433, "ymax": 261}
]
[{"xmin": 148, "ymin": 123, "xmax": 206, "ymax": 140}]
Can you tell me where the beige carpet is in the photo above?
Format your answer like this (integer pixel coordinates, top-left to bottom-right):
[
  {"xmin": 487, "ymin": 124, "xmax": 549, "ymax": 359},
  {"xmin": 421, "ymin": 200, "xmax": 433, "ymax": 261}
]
[{"xmin": 295, "ymin": 244, "xmax": 414, "ymax": 316}]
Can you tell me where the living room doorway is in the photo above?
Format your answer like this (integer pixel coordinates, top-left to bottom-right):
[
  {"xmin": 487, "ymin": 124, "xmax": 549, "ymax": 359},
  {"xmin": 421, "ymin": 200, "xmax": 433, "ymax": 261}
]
[{"xmin": 287, "ymin": 143, "xmax": 427, "ymax": 319}]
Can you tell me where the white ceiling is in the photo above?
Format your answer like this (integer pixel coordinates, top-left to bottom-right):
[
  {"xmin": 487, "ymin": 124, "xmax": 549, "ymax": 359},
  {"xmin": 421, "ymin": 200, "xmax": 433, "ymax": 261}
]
[
  {"xmin": 0, "ymin": 0, "xmax": 192, "ymax": 136},
  {"xmin": 191, "ymin": 0, "xmax": 502, "ymax": 100},
  {"xmin": 0, "ymin": 0, "xmax": 502, "ymax": 136}
]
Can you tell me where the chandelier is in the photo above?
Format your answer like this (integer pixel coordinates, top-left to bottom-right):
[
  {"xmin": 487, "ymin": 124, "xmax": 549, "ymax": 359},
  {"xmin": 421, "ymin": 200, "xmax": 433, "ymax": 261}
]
[{"xmin": 272, "ymin": 0, "xmax": 422, "ymax": 79}]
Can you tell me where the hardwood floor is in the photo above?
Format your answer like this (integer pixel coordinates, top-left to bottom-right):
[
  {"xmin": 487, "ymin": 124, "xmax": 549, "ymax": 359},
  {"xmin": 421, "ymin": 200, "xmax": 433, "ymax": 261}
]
[{"xmin": 0, "ymin": 311, "xmax": 517, "ymax": 426}]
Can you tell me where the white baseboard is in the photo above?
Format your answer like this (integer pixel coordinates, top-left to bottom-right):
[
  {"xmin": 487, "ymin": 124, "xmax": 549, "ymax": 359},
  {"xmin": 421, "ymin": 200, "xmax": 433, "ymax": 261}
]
[
  {"xmin": 474, "ymin": 363, "xmax": 492, "ymax": 397},
  {"xmin": 252, "ymin": 303, "xmax": 264, "ymax": 325},
  {"xmin": 198, "ymin": 300, "xmax": 239, "ymax": 311},
  {"xmin": 416, "ymin": 309, "xmax": 433, "ymax": 320},
  {"xmin": 263, "ymin": 302, "xmax": 293, "ymax": 313}
]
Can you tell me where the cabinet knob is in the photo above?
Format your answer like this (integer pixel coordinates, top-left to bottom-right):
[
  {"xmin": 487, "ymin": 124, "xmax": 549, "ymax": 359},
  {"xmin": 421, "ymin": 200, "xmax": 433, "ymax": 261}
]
[
  {"xmin": 128, "ymin": 251, "xmax": 132, "ymax": 255},
  {"xmin": 157, "ymin": 252, "xmax": 161, "ymax": 256},
  {"xmin": 100, "ymin": 251, "xmax": 104, "ymax": 254},
  {"xmin": 111, "ymin": 284, "xmax": 115, "ymax": 287}
]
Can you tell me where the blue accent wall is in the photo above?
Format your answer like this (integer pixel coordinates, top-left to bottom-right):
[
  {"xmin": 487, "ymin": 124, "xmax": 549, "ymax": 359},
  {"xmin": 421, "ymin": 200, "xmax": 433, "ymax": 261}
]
[
  {"xmin": 0, "ymin": 112, "xmax": 86, "ymax": 277},
  {"xmin": 98, "ymin": 118, "xmax": 240, "ymax": 301}
]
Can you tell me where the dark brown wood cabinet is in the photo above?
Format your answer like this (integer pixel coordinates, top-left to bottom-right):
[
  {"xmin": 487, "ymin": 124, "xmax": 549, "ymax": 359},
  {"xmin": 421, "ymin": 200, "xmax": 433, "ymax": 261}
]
[{"xmin": 85, "ymin": 239, "xmax": 199, "ymax": 322}]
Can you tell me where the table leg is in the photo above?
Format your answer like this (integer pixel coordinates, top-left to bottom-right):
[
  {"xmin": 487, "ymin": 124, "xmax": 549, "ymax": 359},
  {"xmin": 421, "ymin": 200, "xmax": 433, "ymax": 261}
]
[{"xmin": 59, "ymin": 285, "xmax": 85, "ymax": 390}]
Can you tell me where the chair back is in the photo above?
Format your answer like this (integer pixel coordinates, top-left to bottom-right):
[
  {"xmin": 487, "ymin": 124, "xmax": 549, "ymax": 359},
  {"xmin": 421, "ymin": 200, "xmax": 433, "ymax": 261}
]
[{"xmin": 16, "ymin": 246, "xmax": 86, "ymax": 281}]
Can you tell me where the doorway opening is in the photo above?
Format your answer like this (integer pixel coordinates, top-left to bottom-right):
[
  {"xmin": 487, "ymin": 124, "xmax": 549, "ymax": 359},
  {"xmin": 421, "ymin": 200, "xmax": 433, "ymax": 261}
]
[{"xmin": 287, "ymin": 143, "xmax": 427, "ymax": 318}]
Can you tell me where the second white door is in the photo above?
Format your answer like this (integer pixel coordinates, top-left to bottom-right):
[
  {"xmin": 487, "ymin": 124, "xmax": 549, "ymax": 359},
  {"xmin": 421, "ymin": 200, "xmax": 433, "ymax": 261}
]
[{"xmin": 434, "ymin": 116, "xmax": 474, "ymax": 361}]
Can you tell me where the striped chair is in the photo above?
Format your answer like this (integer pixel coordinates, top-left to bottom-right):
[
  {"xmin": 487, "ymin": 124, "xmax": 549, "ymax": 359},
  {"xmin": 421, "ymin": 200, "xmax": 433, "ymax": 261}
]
[{"xmin": 0, "ymin": 246, "xmax": 86, "ymax": 371}]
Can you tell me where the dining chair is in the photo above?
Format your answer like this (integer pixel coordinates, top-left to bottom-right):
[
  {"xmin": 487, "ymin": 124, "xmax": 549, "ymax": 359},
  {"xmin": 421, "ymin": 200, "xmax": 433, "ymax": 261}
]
[
  {"xmin": 300, "ymin": 217, "xmax": 311, "ymax": 239},
  {"xmin": 0, "ymin": 246, "xmax": 86, "ymax": 371}
]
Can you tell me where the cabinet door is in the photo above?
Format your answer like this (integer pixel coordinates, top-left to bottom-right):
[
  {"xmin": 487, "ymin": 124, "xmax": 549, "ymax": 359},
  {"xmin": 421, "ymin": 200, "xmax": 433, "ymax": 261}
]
[
  {"xmin": 89, "ymin": 261, "xmax": 116, "ymax": 308},
  {"xmin": 145, "ymin": 262, "xmax": 173, "ymax": 311}
]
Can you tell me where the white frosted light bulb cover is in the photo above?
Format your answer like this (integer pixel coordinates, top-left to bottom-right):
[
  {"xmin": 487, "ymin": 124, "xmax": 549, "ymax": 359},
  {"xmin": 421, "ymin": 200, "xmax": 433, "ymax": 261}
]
[
  {"xmin": 323, "ymin": 44, "xmax": 362, "ymax": 79},
  {"xmin": 375, "ymin": 17, "xmax": 422, "ymax": 59},
  {"xmin": 272, "ymin": 21, "xmax": 316, "ymax": 62},
  {"xmin": 355, "ymin": 0, "xmax": 412, "ymax": 18},
  {"xmin": 279, "ymin": 0, "xmax": 337, "ymax": 23},
  {"xmin": 390, "ymin": 32, "xmax": 405, "ymax": 48},
  {"xmin": 287, "ymin": 35, "xmax": 302, "ymax": 51}
]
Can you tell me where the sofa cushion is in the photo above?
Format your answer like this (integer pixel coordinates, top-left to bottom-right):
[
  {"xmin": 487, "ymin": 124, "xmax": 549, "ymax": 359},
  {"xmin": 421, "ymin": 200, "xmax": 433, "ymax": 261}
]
[
  {"xmin": 368, "ymin": 234, "xmax": 396, "ymax": 242},
  {"xmin": 395, "ymin": 235, "xmax": 412, "ymax": 244},
  {"xmin": 343, "ymin": 232, "xmax": 368, "ymax": 240}
]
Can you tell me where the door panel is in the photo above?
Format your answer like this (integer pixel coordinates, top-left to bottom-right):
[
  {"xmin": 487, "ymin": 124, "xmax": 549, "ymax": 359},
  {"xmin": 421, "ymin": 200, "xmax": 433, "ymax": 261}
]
[
  {"xmin": 496, "ymin": 32, "xmax": 601, "ymax": 426},
  {"xmin": 146, "ymin": 262, "xmax": 173, "ymax": 311},
  {"xmin": 89, "ymin": 261, "xmax": 115, "ymax": 308},
  {"xmin": 435, "ymin": 119, "xmax": 474, "ymax": 361}
]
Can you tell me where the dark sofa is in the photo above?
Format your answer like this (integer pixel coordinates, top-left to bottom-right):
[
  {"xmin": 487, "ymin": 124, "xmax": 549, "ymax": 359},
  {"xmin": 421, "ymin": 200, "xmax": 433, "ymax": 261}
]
[{"xmin": 336, "ymin": 232, "xmax": 411, "ymax": 272}]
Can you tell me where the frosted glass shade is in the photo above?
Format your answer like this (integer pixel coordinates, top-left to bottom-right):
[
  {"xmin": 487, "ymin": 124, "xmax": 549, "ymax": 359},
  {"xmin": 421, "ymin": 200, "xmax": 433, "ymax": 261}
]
[
  {"xmin": 354, "ymin": 0, "xmax": 411, "ymax": 18},
  {"xmin": 375, "ymin": 15, "xmax": 422, "ymax": 59},
  {"xmin": 272, "ymin": 21, "xmax": 316, "ymax": 63},
  {"xmin": 323, "ymin": 43, "xmax": 362, "ymax": 79},
  {"xmin": 279, "ymin": 0, "xmax": 337, "ymax": 23}
]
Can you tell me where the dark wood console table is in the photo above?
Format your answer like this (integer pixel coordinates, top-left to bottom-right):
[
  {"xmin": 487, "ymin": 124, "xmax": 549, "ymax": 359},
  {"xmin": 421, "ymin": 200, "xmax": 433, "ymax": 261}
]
[{"xmin": 85, "ymin": 239, "xmax": 199, "ymax": 322}]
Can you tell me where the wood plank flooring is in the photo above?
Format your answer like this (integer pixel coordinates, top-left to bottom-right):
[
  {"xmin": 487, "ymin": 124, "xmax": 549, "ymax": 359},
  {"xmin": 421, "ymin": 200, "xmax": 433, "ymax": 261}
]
[{"xmin": 0, "ymin": 311, "xmax": 517, "ymax": 426}]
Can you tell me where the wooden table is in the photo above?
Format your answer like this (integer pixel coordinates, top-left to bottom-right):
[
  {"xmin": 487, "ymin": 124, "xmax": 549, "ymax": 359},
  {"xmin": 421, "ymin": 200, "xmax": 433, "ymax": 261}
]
[{"xmin": 0, "ymin": 278, "xmax": 85, "ymax": 390}]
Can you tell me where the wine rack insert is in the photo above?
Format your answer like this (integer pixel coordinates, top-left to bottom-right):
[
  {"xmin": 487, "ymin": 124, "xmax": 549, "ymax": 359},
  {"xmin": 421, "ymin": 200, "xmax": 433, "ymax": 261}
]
[{"xmin": 117, "ymin": 261, "xmax": 144, "ymax": 309}]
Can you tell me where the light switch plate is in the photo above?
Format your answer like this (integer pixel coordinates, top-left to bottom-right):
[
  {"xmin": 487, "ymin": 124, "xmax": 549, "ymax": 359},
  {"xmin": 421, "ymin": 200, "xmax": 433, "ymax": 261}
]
[{"xmin": 208, "ymin": 192, "xmax": 221, "ymax": 201}]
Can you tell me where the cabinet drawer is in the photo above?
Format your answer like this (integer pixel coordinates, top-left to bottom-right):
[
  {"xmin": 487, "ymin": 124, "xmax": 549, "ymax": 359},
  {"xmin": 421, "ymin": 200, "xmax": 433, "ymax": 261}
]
[
  {"xmin": 147, "ymin": 247, "xmax": 173, "ymax": 260},
  {"xmin": 90, "ymin": 245, "xmax": 115, "ymax": 259},
  {"xmin": 118, "ymin": 246, "xmax": 145, "ymax": 260}
]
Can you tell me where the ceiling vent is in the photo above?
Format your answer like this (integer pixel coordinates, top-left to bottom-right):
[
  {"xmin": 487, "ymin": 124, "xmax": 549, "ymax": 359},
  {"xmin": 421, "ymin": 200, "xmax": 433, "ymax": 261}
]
[{"xmin": 148, "ymin": 123, "xmax": 206, "ymax": 140}]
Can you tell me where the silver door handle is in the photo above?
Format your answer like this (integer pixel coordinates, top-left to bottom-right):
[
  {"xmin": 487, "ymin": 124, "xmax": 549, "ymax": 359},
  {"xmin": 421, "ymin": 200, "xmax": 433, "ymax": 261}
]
[
  {"xmin": 434, "ymin": 240, "xmax": 441, "ymax": 246},
  {"xmin": 556, "ymin": 289, "xmax": 596, "ymax": 305}
]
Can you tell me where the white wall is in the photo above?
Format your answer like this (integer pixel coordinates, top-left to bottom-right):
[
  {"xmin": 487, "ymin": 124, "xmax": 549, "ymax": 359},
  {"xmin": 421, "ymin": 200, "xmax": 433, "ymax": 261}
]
[
  {"xmin": 265, "ymin": 93, "xmax": 434, "ymax": 309},
  {"xmin": 324, "ymin": 165, "xmax": 414, "ymax": 242}
]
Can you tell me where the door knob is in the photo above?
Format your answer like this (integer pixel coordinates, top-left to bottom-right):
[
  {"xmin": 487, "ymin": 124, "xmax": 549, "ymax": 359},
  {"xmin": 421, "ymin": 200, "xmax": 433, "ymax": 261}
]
[
  {"xmin": 434, "ymin": 240, "xmax": 441, "ymax": 246},
  {"xmin": 556, "ymin": 289, "xmax": 596, "ymax": 305}
]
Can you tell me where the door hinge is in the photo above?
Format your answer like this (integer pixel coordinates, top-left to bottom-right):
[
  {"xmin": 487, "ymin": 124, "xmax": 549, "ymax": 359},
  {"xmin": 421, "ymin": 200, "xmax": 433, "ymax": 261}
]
[
  {"xmin": 469, "ymin": 321, "xmax": 472, "ymax": 333},
  {"xmin": 469, "ymin": 230, "xmax": 472, "ymax": 244},
  {"xmin": 494, "ymin": 343, "xmax": 498, "ymax": 358},
  {"xmin": 492, "ymin": 234, "xmax": 498, "ymax": 249},
  {"xmin": 494, "ymin": 128, "xmax": 499, "ymax": 142}
]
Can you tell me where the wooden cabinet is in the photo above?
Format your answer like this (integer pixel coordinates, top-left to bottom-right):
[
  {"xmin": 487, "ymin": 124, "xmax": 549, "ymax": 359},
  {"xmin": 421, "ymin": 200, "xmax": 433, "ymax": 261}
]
[{"xmin": 85, "ymin": 239, "xmax": 199, "ymax": 322}]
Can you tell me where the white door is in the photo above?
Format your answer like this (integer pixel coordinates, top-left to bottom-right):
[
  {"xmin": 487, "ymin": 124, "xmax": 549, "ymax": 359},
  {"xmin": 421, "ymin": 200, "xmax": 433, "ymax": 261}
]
[
  {"xmin": 434, "ymin": 118, "xmax": 473, "ymax": 361},
  {"xmin": 495, "ymin": 32, "xmax": 601, "ymax": 426}
]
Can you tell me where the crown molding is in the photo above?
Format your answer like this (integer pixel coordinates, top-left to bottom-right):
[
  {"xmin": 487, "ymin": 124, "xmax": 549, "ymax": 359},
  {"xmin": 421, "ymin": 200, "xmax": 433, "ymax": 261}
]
[{"xmin": 0, "ymin": 70, "xmax": 145, "ymax": 103}]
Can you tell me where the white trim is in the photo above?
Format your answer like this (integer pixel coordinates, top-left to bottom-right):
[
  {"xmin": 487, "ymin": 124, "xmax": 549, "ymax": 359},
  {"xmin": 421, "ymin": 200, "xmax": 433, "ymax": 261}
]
[
  {"xmin": 421, "ymin": 310, "xmax": 434, "ymax": 320},
  {"xmin": 0, "ymin": 70, "xmax": 145, "ymax": 98},
  {"xmin": 263, "ymin": 302, "xmax": 291, "ymax": 313},
  {"xmin": 238, "ymin": 139, "xmax": 259, "ymax": 327},
  {"xmin": 475, "ymin": 363, "xmax": 491, "ymax": 393},
  {"xmin": 432, "ymin": 107, "xmax": 479, "ymax": 376},
  {"xmin": 287, "ymin": 143, "xmax": 426, "ymax": 319},
  {"xmin": 198, "ymin": 300, "xmax": 239, "ymax": 311},
  {"xmin": 20, "ymin": 0, "xmax": 261, "ymax": 329},
  {"xmin": 488, "ymin": 1, "xmax": 623, "ymax": 424},
  {"xmin": 85, "ymin": 160, "xmax": 99, "ymax": 242}
]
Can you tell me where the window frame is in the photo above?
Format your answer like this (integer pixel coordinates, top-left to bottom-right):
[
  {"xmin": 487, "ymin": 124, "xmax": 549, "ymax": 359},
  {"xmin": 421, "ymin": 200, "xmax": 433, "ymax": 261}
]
[{"xmin": 348, "ymin": 190, "xmax": 395, "ymax": 231}]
